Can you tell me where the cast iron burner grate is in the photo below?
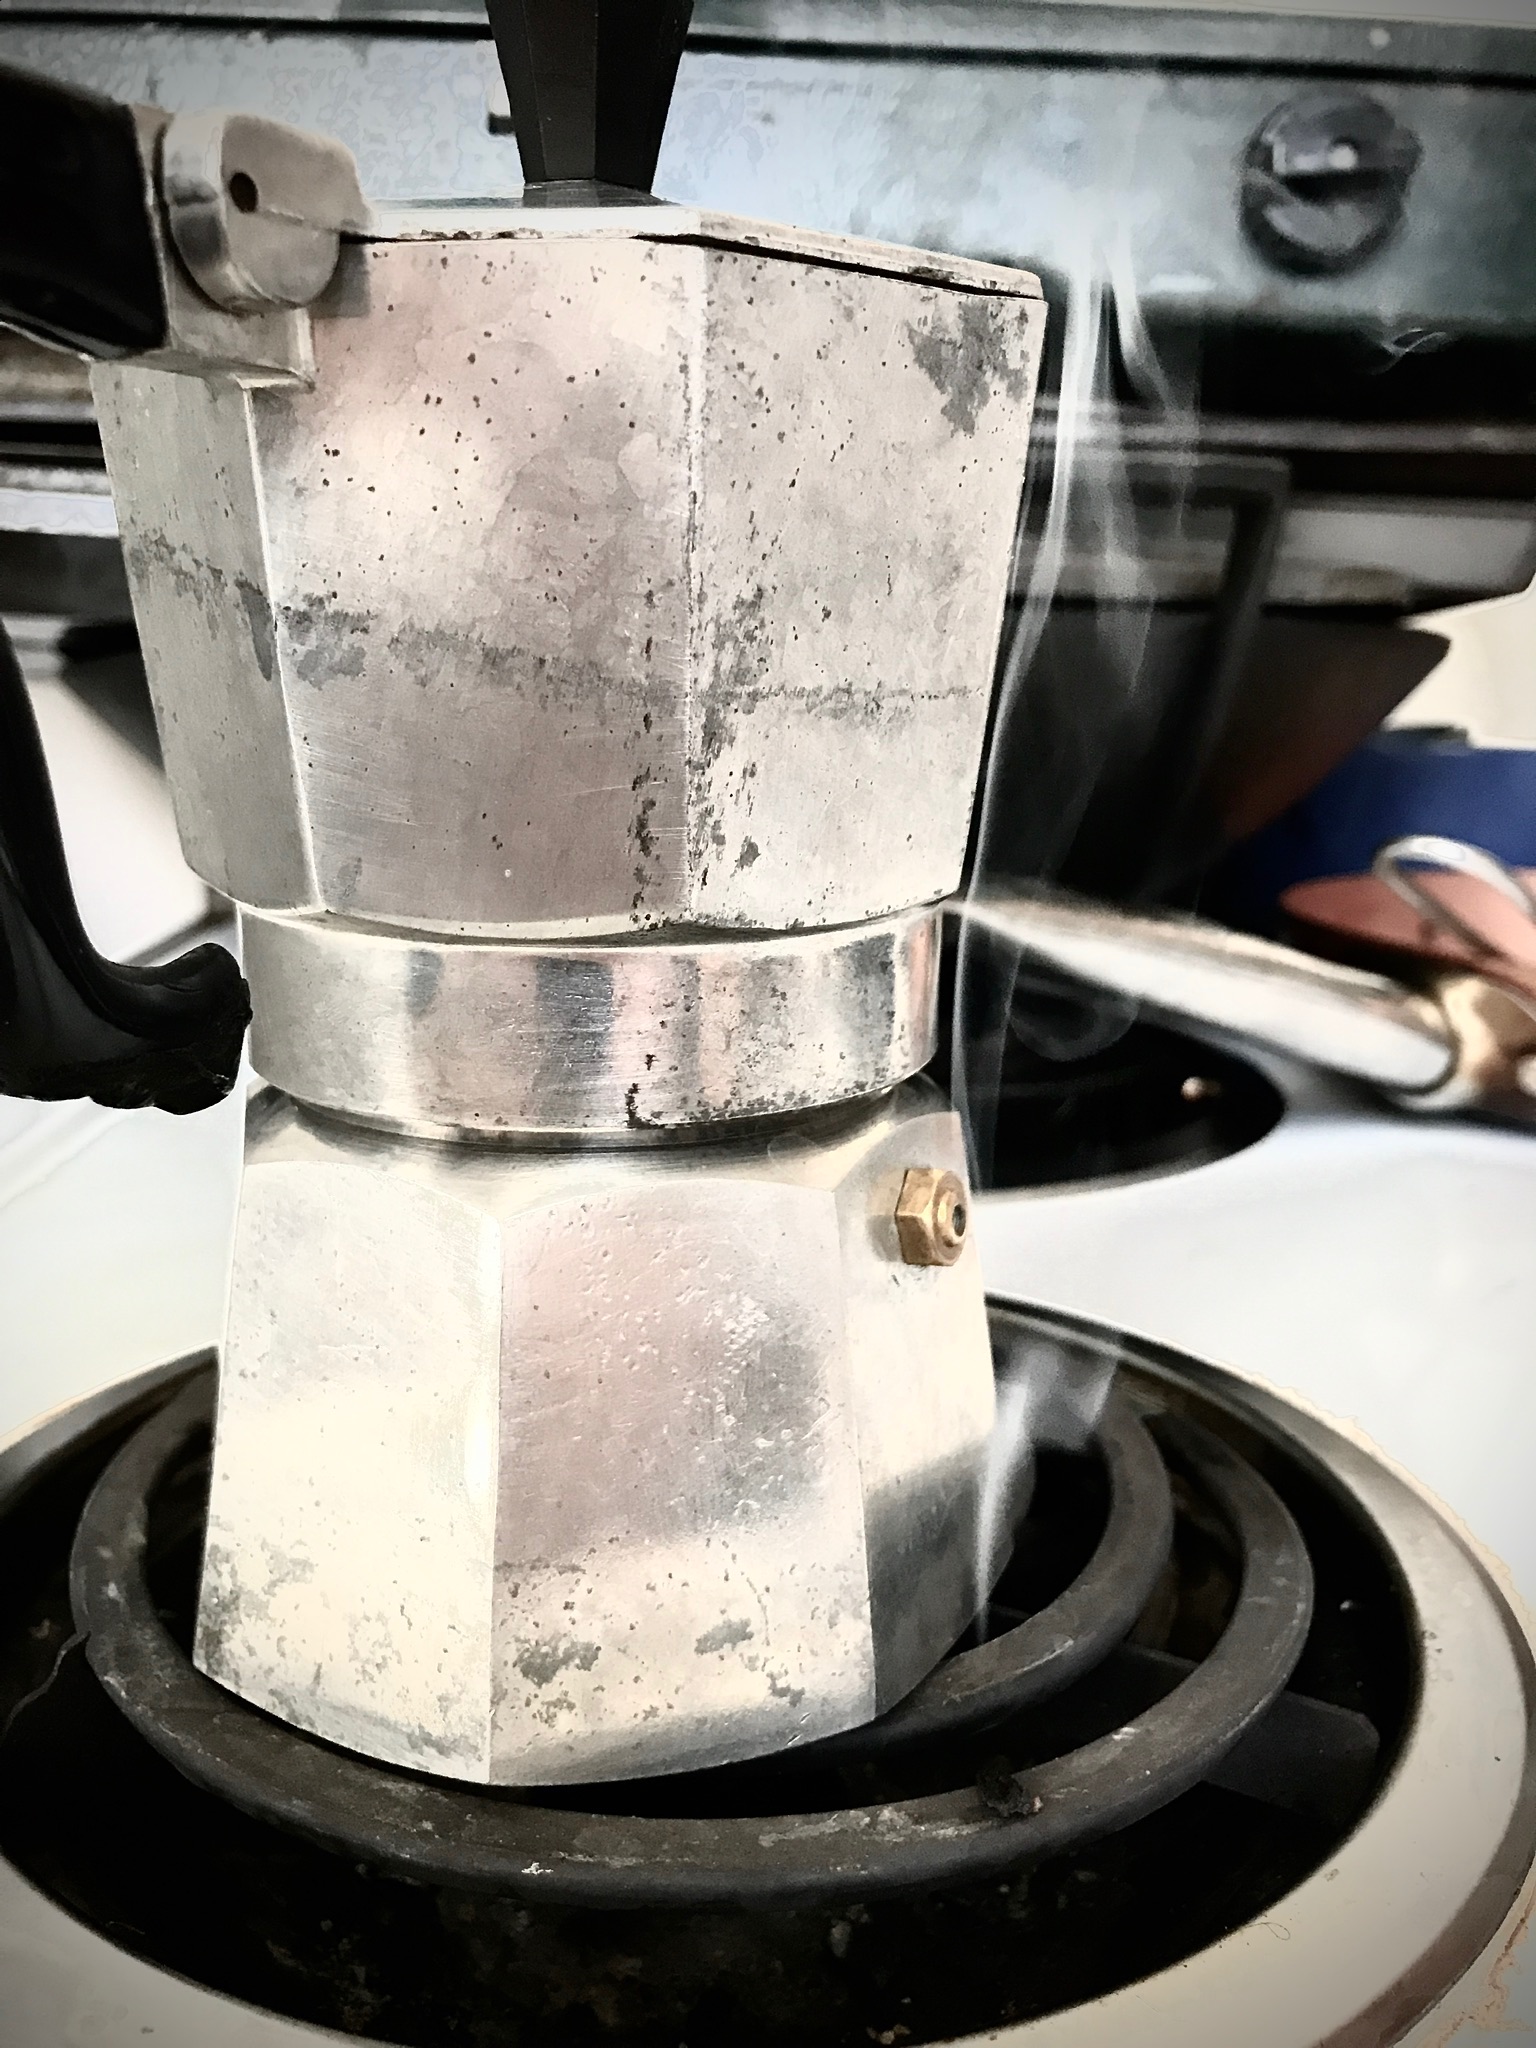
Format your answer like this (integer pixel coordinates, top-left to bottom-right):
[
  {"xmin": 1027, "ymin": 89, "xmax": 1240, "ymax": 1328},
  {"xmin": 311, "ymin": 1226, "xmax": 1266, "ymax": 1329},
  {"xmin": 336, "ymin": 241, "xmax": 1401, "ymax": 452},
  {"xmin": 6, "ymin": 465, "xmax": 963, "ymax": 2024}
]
[{"xmin": 0, "ymin": 1306, "xmax": 1413, "ymax": 2045}]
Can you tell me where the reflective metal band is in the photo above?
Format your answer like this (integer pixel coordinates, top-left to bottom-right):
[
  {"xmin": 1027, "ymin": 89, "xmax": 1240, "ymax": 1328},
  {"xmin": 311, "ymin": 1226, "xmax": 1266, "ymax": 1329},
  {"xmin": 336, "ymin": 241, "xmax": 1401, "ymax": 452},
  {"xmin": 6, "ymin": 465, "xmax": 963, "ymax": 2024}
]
[
  {"xmin": 966, "ymin": 890, "xmax": 1457, "ymax": 1094},
  {"xmin": 242, "ymin": 906, "xmax": 939, "ymax": 1136}
]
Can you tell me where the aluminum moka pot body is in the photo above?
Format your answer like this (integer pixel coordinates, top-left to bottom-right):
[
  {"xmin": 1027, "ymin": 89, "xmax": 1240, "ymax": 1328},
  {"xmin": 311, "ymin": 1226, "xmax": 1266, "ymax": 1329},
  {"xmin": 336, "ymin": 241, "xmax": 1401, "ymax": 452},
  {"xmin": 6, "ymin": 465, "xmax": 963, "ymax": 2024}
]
[
  {"xmin": 95, "ymin": 205, "xmax": 1042, "ymax": 939},
  {"xmin": 88, "ymin": 188, "xmax": 1044, "ymax": 1784}
]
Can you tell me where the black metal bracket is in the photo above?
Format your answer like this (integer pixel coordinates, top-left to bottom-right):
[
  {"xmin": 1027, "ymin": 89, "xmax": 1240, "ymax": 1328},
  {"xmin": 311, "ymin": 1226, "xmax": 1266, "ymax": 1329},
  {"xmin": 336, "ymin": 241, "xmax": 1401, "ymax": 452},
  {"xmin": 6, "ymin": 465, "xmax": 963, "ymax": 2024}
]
[{"xmin": 485, "ymin": 0, "xmax": 694, "ymax": 191}]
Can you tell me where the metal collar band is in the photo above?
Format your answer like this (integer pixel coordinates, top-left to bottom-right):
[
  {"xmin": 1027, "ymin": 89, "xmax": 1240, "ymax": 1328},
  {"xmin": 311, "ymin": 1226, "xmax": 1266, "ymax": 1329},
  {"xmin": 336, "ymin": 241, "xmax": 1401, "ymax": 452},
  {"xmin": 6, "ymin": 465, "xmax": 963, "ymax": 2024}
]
[{"xmin": 242, "ymin": 906, "xmax": 940, "ymax": 1137}]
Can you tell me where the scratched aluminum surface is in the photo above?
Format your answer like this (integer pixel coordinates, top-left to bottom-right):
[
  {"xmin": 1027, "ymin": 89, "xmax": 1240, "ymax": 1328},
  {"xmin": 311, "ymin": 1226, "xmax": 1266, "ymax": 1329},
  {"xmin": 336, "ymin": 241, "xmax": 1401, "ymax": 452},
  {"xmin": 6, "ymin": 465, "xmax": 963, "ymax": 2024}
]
[
  {"xmin": 94, "ymin": 206, "xmax": 1042, "ymax": 935},
  {"xmin": 239, "ymin": 905, "xmax": 940, "ymax": 1134},
  {"xmin": 198, "ymin": 1080, "xmax": 994, "ymax": 1784}
]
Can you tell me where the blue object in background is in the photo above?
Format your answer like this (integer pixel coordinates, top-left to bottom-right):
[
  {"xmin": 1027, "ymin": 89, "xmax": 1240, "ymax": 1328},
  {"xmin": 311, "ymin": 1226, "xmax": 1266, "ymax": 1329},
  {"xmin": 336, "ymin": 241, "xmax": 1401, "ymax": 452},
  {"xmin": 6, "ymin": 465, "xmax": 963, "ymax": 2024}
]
[{"xmin": 1212, "ymin": 729, "xmax": 1536, "ymax": 933}]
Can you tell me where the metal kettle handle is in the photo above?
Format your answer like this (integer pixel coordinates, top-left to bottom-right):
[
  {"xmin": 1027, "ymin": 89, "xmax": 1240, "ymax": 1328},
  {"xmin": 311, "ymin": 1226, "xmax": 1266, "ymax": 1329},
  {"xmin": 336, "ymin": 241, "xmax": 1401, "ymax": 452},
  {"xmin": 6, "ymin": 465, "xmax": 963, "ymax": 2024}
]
[
  {"xmin": 0, "ymin": 620, "xmax": 249, "ymax": 1115},
  {"xmin": 961, "ymin": 888, "xmax": 1457, "ymax": 1097}
]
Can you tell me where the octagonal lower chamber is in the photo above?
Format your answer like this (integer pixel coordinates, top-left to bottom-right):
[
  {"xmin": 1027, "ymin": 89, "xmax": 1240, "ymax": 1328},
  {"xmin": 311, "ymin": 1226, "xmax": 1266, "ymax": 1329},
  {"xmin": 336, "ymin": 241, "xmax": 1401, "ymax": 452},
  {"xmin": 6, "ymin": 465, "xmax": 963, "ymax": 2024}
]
[{"xmin": 197, "ymin": 1080, "xmax": 995, "ymax": 1785}]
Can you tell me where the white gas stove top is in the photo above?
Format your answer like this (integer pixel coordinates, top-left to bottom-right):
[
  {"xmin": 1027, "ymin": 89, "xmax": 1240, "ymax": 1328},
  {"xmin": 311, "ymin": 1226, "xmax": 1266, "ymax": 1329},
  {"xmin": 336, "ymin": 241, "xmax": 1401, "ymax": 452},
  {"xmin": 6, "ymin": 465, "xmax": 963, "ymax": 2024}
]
[
  {"xmin": 4, "ymin": 680, "xmax": 1536, "ymax": 2041},
  {"xmin": 978, "ymin": 1061, "xmax": 1536, "ymax": 1612},
  {"xmin": 977, "ymin": 1064, "xmax": 1536, "ymax": 2041}
]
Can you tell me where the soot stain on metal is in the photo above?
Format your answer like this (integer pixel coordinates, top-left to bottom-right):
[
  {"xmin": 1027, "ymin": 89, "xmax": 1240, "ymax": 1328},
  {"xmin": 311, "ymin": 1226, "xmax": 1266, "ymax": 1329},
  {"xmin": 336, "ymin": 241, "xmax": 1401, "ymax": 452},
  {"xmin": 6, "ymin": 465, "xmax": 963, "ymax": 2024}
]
[
  {"xmin": 282, "ymin": 592, "xmax": 373, "ymax": 686},
  {"xmin": 191, "ymin": 1540, "xmax": 247, "ymax": 1678},
  {"xmin": 235, "ymin": 574, "xmax": 278, "ymax": 682},
  {"xmin": 633, "ymin": 794, "xmax": 658, "ymax": 859},
  {"xmin": 514, "ymin": 1640, "xmax": 603, "ymax": 1689},
  {"xmin": 405, "ymin": 948, "xmax": 443, "ymax": 1020},
  {"xmin": 198, "ymin": 1528, "xmax": 322, "ymax": 1681},
  {"xmin": 906, "ymin": 299, "xmax": 1028, "ymax": 437},
  {"xmin": 332, "ymin": 854, "xmax": 363, "ymax": 910},
  {"xmin": 283, "ymin": 608, "xmax": 646, "ymax": 709},
  {"xmin": 122, "ymin": 533, "xmax": 278, "ymax": 684},
  {"xmin": 695, "ymin": 1617, "xmax": 756, "ymax": 1656}
]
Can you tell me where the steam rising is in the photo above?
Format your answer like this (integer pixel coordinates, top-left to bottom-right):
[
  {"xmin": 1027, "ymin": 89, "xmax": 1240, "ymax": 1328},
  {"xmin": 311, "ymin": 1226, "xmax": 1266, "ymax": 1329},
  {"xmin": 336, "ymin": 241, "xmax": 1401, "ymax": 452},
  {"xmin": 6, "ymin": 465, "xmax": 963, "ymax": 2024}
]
[
  {"xmin": 975, "ymin": 1326, "xmax": 1121, "ymax": 1640},
  {"xmin": 974, "ymin": 1363, "xmax": 1037, "ymax": 1636},
  {"xmin": 957, "ymin": 225, "xmax": 1199, "ymax": 1589},
  {"xmin": 954, "ymin": 225, "xmax": 1201, "ymax": 1185}
]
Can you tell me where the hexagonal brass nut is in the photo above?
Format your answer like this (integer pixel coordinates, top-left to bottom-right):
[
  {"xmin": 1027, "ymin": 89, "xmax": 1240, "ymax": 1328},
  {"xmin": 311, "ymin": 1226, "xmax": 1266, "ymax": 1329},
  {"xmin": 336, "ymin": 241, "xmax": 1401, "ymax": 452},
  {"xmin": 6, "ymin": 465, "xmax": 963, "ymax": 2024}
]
[
  {"xmin": 196, "ymin": 1082, "xmax": 994, "ymax": 1787},
  {"xmin": 894, "ymin": 1166, "xmax": 969, "ymax": 1267}
]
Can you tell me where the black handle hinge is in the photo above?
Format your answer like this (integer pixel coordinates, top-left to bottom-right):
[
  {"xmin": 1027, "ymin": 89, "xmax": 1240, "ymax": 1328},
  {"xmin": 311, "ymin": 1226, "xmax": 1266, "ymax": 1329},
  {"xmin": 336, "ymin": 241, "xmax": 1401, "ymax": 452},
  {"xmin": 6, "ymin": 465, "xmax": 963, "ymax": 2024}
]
[
  {"xmin": 0, "ymin": 61, "xmax": 167, "ymax": 358},
  {"xmin": 0, "ymin": 624, "xmax": 249, "ymax": 1116}
]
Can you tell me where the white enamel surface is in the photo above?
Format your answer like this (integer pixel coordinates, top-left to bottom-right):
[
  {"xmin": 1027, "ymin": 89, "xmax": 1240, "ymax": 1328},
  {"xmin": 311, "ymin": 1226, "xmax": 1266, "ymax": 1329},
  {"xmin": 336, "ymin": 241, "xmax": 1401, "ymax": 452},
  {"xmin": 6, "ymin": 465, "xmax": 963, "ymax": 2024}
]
[
  {"xmin": 977, "ymin": 1071, "xmax": 1536, "ymax": 1615},
  {"xmin": 0, "ymin": 1087, "xmax": 242, "ymax": 1438},
  {"xmin": 27, "ymin": 666, "xmax": 209, "ymax": 966},
  {"xmin": 978, "ymin": 1062, "xmax": 1536, "ymax": 2037},
  {"xmin": 0, "ymin": 673, "xmax": 237, "ymax": 1440},
  {"xmin": 1394, "ymin": 576, "xmax": 1536, "ymax": 748}
]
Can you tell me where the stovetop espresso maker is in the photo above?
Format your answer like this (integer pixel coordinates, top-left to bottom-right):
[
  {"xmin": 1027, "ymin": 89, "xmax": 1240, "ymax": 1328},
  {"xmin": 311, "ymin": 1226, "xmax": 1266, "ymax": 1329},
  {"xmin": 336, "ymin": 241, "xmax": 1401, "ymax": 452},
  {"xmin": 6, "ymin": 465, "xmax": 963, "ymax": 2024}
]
[{"xmin": 0, "ymin": 8, "xmax": 1043, "ymax": 1785}]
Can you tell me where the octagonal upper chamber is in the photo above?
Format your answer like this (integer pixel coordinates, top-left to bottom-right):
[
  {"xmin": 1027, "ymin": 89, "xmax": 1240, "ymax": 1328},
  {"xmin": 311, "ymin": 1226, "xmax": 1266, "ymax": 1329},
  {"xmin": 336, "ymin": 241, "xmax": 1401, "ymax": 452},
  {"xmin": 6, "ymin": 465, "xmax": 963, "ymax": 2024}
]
[{"xmin": 92, "ymin": 202, "xmax": 1043, "ymax": 937}]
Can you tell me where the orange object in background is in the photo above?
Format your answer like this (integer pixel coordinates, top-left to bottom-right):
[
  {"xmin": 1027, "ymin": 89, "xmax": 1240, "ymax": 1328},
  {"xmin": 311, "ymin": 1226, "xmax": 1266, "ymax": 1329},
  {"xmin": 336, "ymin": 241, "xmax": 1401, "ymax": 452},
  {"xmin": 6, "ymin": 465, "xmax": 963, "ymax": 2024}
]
[{"xmin": 1284, "ymin": 837, "xmax": 1536, "ymax": 1001}]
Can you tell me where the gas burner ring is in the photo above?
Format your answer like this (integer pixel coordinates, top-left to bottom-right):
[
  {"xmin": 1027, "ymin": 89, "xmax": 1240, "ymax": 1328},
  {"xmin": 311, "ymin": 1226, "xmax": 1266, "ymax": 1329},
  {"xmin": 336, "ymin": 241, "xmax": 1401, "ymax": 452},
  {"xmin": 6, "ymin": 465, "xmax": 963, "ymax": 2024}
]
[
  {"xmin": 791, "ymin": 1382, "xmax": 1175, "ymax": 1766},
  {"xmin": 5, "ymin": 1310, "xmax": 1532, "ymax": 2042},
  {"xmin": 70, "ymin": 1321, "xmax": 1313, "ymax": 1909}
]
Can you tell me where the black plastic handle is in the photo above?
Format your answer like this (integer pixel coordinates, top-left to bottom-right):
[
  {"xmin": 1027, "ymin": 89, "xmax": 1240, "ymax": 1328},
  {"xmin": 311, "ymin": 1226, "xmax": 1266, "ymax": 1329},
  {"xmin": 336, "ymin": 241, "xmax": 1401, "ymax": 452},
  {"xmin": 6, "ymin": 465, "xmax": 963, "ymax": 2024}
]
[
  {"xmin": 486, "ymin": 0, "xmax": 694, "ymax": 191},
  {"xmin": 0, "ymin": 621, "xmax": 249, "ymax": 1115},
  {"xmin": 0, "ymin": 61, "xmax": 167, "ymax": 358},
  {"xmin": 0, "ymin": 63, "xmax": 245, "ymax": 1113}
]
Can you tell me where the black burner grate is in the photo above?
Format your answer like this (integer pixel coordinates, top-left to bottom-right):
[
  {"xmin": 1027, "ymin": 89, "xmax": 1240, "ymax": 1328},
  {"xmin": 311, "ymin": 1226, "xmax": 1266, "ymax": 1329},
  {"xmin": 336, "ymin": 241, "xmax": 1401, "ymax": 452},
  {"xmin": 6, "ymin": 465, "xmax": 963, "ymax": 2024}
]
[
  {"xmin": 0, "ymin": 1306, "xmax": 1412, "ymax": 2045},
  {"xmin": 70, "ymin": 1353, "xmax": 1314, "ymax": 1906}
]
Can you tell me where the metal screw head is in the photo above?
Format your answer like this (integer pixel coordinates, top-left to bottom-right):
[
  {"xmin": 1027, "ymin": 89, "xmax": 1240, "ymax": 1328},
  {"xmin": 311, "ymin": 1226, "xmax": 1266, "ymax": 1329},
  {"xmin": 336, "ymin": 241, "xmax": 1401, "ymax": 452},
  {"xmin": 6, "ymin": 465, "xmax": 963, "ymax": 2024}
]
[
  {"xmin": 1180, "ymin": 1075, "xmax": 1223, "ymax": 1104},
  {"xmin": 894, "ymin": 1167, "xmax": 969, "ymax": 1267}
]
